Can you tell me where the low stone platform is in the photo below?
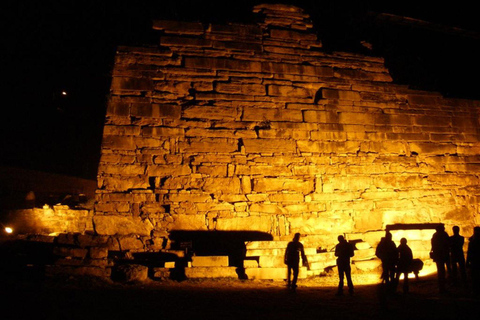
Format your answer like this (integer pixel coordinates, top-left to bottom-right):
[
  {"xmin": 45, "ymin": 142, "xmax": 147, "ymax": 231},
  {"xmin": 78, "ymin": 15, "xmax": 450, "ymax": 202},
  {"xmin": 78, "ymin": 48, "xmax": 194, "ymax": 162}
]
[
  {"xmin": 185, "ymin": 266, "xmax": 239, "ymax": 279},
  {"xmin": 245, "ymin": 266, "xmax": 308, "ymax": 280}
]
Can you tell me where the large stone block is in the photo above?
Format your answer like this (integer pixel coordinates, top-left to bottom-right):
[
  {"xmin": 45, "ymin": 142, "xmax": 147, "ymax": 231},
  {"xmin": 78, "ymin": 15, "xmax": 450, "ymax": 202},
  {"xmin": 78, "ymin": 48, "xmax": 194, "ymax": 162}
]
[
  {"xmin": 243, "ymin": 138, "xmax": 297, "ymax": 154},
  {"xmin": 93, "ymin": 215, "xmax": 154, "ymax": 236},
  {"xmin": 245, "ymin": 241, "xmax": 289, "ymax": 249},
  {"xmin": 409, "ymin": 142, "xmax": 457, "ymax": 155},
  {"xmin": 191, "ymin": 256, "xmax": 229, "ymax": 267},
  {"xmin": 184, "ymin": 266, "xmax": 238, "ymax": 278},
  {"xmin": 117, "ymin": 236, "xmax": 145, "ymax": 251},
  {"xmin": 53, "ymin": 247, "xmax": 88, "ymax": 259},
  {"xmin": 253, "ymin": 177, "xmax": 314, "ymax": 194},
  {"xmin": 169, "ymin": 213, "xmax": 208, "ymax": 231},
  {"xmin": 182, "ymin": 105, "xmax": 240, "ymax": 120},
  {"xmin": 242, "ymin": 107, "xmax": 303, "ymax": 122},
  {"xmin": 258, "ymin": 255, "xmax": 285, "ymax": 267},
  {"xmin": 111, "ymin": 77, "xmax": 154, "ymax": 91},
  {"xmin": 245, "ymin": 267, "xmax": 307, "ymax": 280},
  {"xmin": 321, "ymin": 88, "xmax": 361, "ymax": 101},
  {"xmin": 101, "ymin": 136, "xmax": 136, "ymax": 150},
  {"xmin": 215, "ymin": 216, "xmax": 272, "ymax": 233},
  {"xmin": 216, "ymin": 82, "xmax": 266, "ymax": 95},
  {"xmin": 89, "ymin": 247, "xmax": 109, "ymax": 259},
  {"xmin": 203, "ymin": 177, "xmax": 242, "ymax": 194},
  {"xmin": 147, "ymin": 164, "xmax": 192, "ymax": 176},
  {"xmin": 184, "ymin": 57, "xmax": 262, "ymax": 72},
  {"xmin": 270, "ymin": 28, "xmax": 318, "ymax": 41},
  {"xmin": 303, "ymin": 110, "xmax": 339, "ymax": 123},
  {"xmin": 113, "ymin": 264, "xmax": 148, "ymax": 283},
  {"xmin": 267, "ymin": 85, "xmax": 315, "ymax": 98},
  {"xmin": 99, "ymin": 176, "xmax": 149, "ymax": 191},
  {"xmin": 179, "ymin": 138, "xmax": 239, "ymax": 153},
  {"xmin": 296, "ymin": 140, "xmax": 360, "ymax": 154}
]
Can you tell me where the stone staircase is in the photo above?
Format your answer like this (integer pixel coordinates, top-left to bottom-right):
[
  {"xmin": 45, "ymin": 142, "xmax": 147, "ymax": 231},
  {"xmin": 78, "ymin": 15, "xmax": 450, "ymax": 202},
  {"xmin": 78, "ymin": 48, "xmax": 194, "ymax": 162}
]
[{"xmin": 151, "ymin": 239, "xmax": 384, "ymax": 280}]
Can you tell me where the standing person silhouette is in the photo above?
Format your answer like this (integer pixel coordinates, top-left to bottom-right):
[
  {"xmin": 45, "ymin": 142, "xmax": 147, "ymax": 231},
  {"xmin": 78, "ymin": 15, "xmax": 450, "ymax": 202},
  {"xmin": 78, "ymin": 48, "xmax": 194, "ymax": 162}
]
[
  {"xmin": 467, "ymin": 226, "xmax": 480, "ymax": 296},
  {"xmin": 395, "ymin": 238, "xmax": 413, "ymax": 294},
  {"xmin": 450, "ymin": 226, "xmax": 467, "ymax": 285},
  {"xmin": 376, "ymin": 231, "xmax": 397, "ymax": 287},
  {"xmin": 284, "ymin": 233, "xmax": 308, "ymax": 291},
  {"xmin": 431, "ymin": 225, "xmax": 450, "ymax": 293},
  {"xmin": 335, "ymin": 235, "xmax": 355, "ymax": 296}
]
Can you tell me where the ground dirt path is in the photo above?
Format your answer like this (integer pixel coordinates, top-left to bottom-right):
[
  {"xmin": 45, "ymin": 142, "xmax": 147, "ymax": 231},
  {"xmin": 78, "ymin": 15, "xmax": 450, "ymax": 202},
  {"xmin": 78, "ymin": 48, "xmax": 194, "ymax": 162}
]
[{"xmin": 2, "ymin": 273, "xmax": 479, "ymax": 320}]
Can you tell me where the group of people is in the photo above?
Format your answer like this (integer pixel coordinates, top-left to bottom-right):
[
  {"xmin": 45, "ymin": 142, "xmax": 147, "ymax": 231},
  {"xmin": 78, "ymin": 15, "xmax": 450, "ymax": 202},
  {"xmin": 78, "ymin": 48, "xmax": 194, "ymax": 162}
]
[
  {"xmin": 376, "ymin": 232, "xmax": 416, "ymax": 293},
  {"xmin": 284, "ymin": 225, "xmax": 480, "ymax": 295},
  {"xmin": 430, "ymin": 225, "xmax": 480, "ymax": 294}
]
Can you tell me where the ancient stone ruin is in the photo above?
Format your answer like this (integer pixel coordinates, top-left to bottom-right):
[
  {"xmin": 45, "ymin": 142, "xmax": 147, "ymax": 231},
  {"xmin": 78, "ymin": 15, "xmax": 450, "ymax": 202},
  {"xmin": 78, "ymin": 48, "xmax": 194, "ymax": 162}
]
[{"xmin": 9, "ymin": 4, "xmax": 480, "ymax": 281}]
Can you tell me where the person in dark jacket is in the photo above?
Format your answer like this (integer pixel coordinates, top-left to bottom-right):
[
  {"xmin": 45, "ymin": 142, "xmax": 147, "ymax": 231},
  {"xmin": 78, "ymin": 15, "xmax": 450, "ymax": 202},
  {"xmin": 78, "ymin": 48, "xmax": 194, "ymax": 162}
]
[
  {"xmin": 376, "ymin": 231, "xmax": 397, "ymax": 286},
  {"xmin": 335, "ymin": 235, "xmax": 354, "ymax": 295},
  {"xmin": 284, "ymin": 233, "xmax": 308, "ymax": 291},
  {"xmin": 449, "ymin": 226, "xmax": 467, "ymax": 285},
  {"xmin": 395, "ymin": 238, "xmax": 413, "ymax": 293},
  {"xmin": 431, "ymin": 225, "xmax": 450, "ymax": 293}
]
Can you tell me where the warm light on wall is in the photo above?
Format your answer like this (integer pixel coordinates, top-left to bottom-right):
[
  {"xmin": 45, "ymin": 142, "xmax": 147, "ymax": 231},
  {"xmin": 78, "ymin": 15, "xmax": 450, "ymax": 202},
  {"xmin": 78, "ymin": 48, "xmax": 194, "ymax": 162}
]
[{"xmin": 4, "ymin": 227, "xmax": 13, "ymax": 234}]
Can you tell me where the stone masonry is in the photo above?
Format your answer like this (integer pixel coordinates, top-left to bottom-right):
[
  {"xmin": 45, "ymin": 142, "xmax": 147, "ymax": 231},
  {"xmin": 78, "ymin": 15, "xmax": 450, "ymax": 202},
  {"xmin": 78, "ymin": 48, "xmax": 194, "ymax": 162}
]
[{"xmin": 95, "ymin": 3, "xmax": 480, "ymax": 254}]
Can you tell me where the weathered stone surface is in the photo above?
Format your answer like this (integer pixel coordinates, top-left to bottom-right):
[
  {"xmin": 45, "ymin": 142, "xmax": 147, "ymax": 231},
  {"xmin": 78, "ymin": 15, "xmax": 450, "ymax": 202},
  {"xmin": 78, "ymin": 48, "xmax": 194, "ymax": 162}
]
[
  {"xmin": 353, "ymin": 259, "xmax": 382, "ymax": 271},
  {"xmin": 113, "ymin": 264, "xmax": 149, "ymax": 282},
  {"xmin": 169, "ymin": 213, "xmax": 208, "ymax": 231},
  {"xmin": 244, "ymin": 259, "xmax": 259, "ymax": 268},
  {"xmin": 191, "ymin": 256, "xmax": 229, "ymax": 267},
  {"xmin": 184, "ymin": 266, "xmax": 238, "ymax": 278},
  {"xmin": 152, "ymin": 267, "xmax": 171, "ymax": 279},
  {"xmin": 53, "ymin": 247, "xmax": 88, "ymax": 259},
  {"xmin": 215, "ymin": 216, "xmax": 273, "ymax": 233},
  {"xmin": 245, "ymin": 267, "xmax": 307, "ymax": 280},
  {"xmin": 92, "ymin": 3, "xmax": 480, "ymax": 282},
  {"xmin": 93, "ymin": 215, "xmax": 154, "ymax": 236},
  {"xmin": 89, "ymin": 247, "xmax": 109, "ymax": 259}
]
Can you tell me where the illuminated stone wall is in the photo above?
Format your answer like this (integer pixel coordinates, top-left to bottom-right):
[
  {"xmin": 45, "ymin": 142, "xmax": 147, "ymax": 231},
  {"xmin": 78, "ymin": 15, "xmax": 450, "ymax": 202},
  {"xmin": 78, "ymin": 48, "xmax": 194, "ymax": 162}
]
[
  {"xmin": 8, "ymin": 205, "xmax": 93, "ymax": 235},
  {"xmin": 95, "ymin": 4, "xmax": 480, "ymax": 249}
]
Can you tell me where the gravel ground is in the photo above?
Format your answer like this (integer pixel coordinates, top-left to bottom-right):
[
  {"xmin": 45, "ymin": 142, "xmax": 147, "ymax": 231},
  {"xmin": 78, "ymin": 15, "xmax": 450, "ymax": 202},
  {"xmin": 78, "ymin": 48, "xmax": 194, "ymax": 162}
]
[{"xmin": 2, "ymin": 272, "xmax": 479, "ymax": 320}]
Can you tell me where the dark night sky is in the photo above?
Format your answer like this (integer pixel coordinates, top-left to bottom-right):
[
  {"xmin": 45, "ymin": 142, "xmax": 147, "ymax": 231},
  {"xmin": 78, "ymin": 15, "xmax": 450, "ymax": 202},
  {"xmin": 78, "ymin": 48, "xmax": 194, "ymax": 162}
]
[{"xmin": 1, "ymin": 0, "xmax": 479, "ymax": 180}]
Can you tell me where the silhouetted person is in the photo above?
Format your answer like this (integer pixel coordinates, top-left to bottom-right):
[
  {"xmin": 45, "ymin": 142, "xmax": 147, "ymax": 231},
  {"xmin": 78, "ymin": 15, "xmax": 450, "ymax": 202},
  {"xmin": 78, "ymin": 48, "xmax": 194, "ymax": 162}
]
[
  {"xmin": 284, "ymin": 233, "xmax": 308, "ymax": 291},
  {"xmin": 450, "ymin": 226, "xmax": 467, "ymax": 285},
  {"xmin": 395, "ymin": 238, "xmax": 413, "ymax": 293},
  {"xmin": 335, "ymin": 235, "xmax": 354, "ymax": 295},
  {"xmin": 467, "ymin": 226, "xmax": 480, "ymax": 295},
  {"xmin": 431, "ymin": 225, "xmax": 450, "ymax": 293},
  {"xmin": 376, "ymin": 231, "xmax": 397, "ymax": 286}
]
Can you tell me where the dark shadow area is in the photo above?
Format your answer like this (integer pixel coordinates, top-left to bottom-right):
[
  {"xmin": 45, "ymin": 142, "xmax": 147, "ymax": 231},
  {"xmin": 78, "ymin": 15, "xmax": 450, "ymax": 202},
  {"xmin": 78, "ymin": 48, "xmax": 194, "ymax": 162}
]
[
  {"xmin": 129, "ymin": 251, "xmax": 179, "ymax": 267},
  {"xmin": 2, "ymin": 272, "xmax": 480, "ymax": 320},
  {"xmin": 169, "ymin": 231, "xmax": 272, "ymax": 264},
  {"xmin": 0, "ymin": 236, "xmax": 55, "ymax": 283},
  {"xmin": 169, "ymin": 230, "xmax": 273, "ymax": 279}
]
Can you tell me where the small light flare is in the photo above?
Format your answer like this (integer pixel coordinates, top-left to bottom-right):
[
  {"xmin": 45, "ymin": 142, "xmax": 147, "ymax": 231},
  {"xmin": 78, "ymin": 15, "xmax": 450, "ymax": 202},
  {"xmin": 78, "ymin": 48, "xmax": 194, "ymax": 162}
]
[
  {"xmin": 61, "ymin": 91, "xmax": 67, "ymax": 96},
  {"xmin": 5, "ymin": 227, "xmax": 13, "ymax": 234}
]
